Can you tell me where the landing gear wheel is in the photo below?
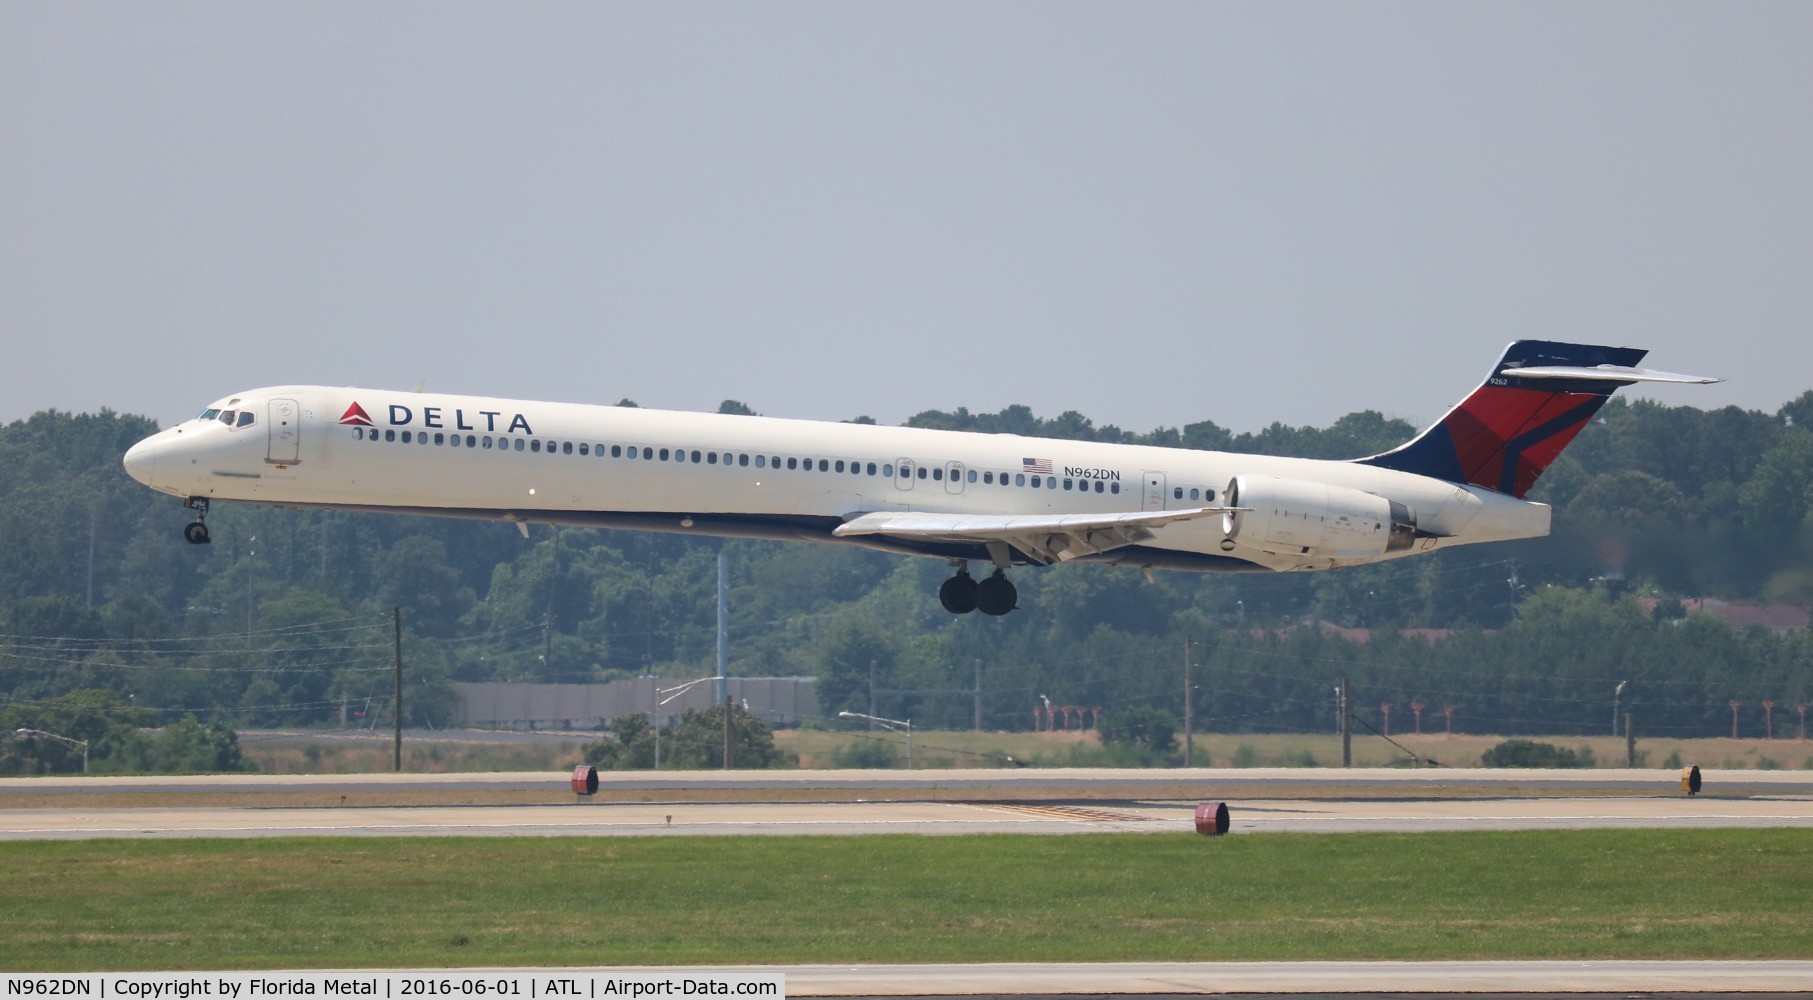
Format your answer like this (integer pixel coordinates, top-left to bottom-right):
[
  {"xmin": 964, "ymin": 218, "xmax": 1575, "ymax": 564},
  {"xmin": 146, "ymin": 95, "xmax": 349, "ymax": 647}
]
[
  {"xmin": 975, "ymin": 572, "xmax": 1017, "ymax": 616},
  {"xmin": 939, "ymin": 571, "xmax": 978, "ymax": 614},
  {"xmin": 184, "ymin": 521, "xmax": 211, "ymax": 545}
]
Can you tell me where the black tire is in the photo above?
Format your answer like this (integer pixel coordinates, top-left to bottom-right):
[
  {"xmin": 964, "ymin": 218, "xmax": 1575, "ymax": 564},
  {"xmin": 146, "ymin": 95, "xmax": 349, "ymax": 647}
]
[
  {"xmin": 976, "ymin": 575, "xmax": 1017, "ymax": 616},
  {"xmin": 184, "ymin": 522, "xmax": 211, "ymax": 545},
  {"xmin": 939, "ymin": 573, "xmax": 978, "ymax": 614}
]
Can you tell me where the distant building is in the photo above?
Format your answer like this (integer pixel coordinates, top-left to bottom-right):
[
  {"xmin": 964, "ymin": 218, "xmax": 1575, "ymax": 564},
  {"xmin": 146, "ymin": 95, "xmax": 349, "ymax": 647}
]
[
  {"xmin": 455, "ymin": 677, "xmax": 817, "ymax": 730},
  {"xmin": 1639, "ymin": 597, "xmax": 1810, "ymax": 634}
]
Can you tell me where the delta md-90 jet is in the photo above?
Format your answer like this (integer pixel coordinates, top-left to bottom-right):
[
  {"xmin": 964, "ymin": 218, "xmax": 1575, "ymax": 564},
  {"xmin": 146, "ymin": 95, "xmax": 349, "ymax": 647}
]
[{"xmin": 124, "ymin": 341, "xmax": 1715, "ymax": 616}]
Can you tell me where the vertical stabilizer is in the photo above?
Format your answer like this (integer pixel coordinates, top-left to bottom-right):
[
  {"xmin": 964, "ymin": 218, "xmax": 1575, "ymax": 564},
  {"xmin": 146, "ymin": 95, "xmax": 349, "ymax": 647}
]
[{"xmin": 1357, "ymin": 341, "xmax": 1650, "ymax": 498}]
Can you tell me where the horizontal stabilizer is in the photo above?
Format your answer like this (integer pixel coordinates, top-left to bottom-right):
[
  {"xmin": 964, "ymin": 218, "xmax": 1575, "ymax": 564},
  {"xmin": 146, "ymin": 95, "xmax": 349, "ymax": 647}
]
[{"xmin": 1504, "ymin": 364, "xmax": 1722, "ymax": 385}]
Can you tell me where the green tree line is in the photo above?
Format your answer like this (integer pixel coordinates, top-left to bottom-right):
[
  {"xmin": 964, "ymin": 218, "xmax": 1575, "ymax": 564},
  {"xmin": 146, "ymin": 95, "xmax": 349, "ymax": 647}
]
[{"xmin": 3, "ymin": 392, "xmax": 1811, "ymax": 748}]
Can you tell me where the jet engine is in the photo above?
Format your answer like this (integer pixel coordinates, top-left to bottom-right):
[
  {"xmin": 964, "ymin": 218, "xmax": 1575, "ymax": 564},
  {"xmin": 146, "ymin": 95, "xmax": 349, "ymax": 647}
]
[{"xmin": 1222, "ymin": 476, "xmax": 1417, "ymax": 560}]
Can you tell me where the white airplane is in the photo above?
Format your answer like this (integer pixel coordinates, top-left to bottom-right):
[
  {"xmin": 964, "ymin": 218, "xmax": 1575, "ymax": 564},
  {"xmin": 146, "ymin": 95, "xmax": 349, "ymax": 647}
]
[{"xmin": 123, "ymin": 341, "xmax": 1716, "ymax": 616}]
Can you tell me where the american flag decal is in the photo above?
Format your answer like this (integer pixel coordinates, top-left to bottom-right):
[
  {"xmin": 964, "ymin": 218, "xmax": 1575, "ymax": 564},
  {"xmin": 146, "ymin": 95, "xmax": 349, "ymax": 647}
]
[{"xmin": 1022, "ymin": 457, "xmax": 1052, "ymax": 474}]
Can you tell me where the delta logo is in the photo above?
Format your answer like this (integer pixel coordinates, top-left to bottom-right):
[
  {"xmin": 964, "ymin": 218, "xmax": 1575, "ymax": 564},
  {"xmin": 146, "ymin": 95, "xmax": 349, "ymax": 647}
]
[{"xmin": 339, "ymin": 400, "xmax": 534, "ymax": 435}]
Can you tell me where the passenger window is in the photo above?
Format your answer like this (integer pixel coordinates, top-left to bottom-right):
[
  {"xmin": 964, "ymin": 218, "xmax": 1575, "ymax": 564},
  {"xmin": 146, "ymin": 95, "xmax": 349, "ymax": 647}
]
[
  {"xmin": 1190, "ymin": 488, "xmax": 1200, "ymax": 500},
  {"xmin": 755, "ymin": 455, "xmax": 766, "ymax": 468},
  {"xmin": 1205, "ymin": 488, "xmax": 1216, "ymax": 501},
  {"xmin": 917, "ymin": 466, "xmax": 928, "ymax": 479},
  {"xmin": 448, "ymin": 433, "xmax": 459, "ymax": 447},
  {"xmin": 818, "ymin": 459, "xmax": 829, "ymax": 472},
  {"xmin": 984, "ymin": 471, "xmax": 994, "ymax": 484},
  {"xmin": 531, "ymin": 440, "xmax": 542, "ymax": 453},
  {"xmin": 786, "ymin": 457, "xmax": 797, "ymax": 470},
  {"xmin": 1094, "ymin": 481, "xmax": 1104, "ymax": 493},
  {"xmin": 883, "ymin": 463, "xmax": 893, "ymax": 477},
  {"xmin": 479, "ymin": 436, "xmax": 490, "ymax": 449},
  {"xmin": 740, "ymin": 454, "xmax": 750, "ymax": 467},
  {"xmin": 659, "ymin": 448, "xmax": 670, "ymax": 460},
  {"xmin": 1173, "ymin": 487, "xmax": 1183, "ymax": 500},
  {"xmin": 835, "ymin": 460, "xmax": 845, "ymax": 473},
  {"xmin": 1063, "ymin": 479, "xmax": 1072, "ymax": 491},
  {"xmin": 708, "ymin": 452, "xmax": 719, "ymax": 465},
  {"xmin": 1046, "ymin": 477, "xmax": 1055, "ymax": 489},
  {"xmin": 510, "ymin": 437, "xmax": 521, "ymax": 450},
  {"xmin": 385, "ymin": 430, "xmax": 396, "ymax": 442},
  {"xmin": 1015, "ymin": 474, "xmax": 1025, "ymax": 486},
  {"xmin": 932, "ymin": 467, "xmax": 943, "ymax": 481},
  {"xmin": 967, "ymin": 470, "xmax": 977, "ymax": 483},
  {"xmin": 866, "ymin": 463, "xmax": 877, "ymax": 475},
  {"xmin": 613, "ymin": 445, "xmax": 623, "ymax": 458},
  {"xmin": 434, "ymin": 433, "xmax": 445, "ymax": 445},
  {"xmin": 1111, "ymin": 482, "xmax": 1120, "ymax": 494},
  {"xmin": 691, "ymin": 450, "xmax": 702, "ymax": 463}
]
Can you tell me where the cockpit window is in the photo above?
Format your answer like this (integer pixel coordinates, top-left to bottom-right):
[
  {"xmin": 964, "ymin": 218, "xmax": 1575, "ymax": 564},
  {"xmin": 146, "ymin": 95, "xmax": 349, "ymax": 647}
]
[
  {"xmin": 236, "ymin": 411, "xmax": 255, "ymax": 428},
  {"xmin": 219, "ymin": 410, "xmax": 237, "ymax": 425},
  {"xmin": 199, "ymin": 408, "xmax": 221, "ymax": 421}
]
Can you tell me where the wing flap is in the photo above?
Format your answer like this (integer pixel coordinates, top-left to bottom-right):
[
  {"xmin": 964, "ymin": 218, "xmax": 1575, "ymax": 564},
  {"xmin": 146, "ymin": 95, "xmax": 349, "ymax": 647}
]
[{"xmin": 833, "ymin": 507, "xmax": 1241, "ymax": 565}]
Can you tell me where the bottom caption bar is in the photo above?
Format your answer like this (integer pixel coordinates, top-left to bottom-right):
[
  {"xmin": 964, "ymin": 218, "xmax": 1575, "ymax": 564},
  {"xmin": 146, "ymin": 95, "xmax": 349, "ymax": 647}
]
[{"xmin": 2, "ymin": 974, "xmax": 784, "ymax": 1000}]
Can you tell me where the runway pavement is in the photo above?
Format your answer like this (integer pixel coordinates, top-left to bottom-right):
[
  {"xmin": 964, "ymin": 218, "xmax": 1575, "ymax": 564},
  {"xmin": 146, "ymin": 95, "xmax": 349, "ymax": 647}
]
[
  {"xmin": 2, "ymin": 792, "xmax": 1809, "ymax": 839},
  {"xmin": 7, "ymin": 765, "xmax": 1813, "ymax": 801},
  {"xmin": 7, "ymin": 771, "xmax": 1810, "ymax": 996}
]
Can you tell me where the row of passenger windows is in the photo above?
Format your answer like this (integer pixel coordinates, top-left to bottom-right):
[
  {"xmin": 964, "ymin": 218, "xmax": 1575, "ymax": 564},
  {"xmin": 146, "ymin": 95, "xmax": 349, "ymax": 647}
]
[{"xmin": 346, "ymin": 428, "xmax": 1134, "ymax": 494}]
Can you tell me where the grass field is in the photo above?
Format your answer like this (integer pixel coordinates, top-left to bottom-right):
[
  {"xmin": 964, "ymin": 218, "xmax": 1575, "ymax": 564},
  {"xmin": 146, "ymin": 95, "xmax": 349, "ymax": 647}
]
[
  {"xmin": 241, "ymin": 728, "xmax": 1813, "ymax": 774},
  {"xmin": 1, "ymin": 830, "xmax": 1808, "ymax": 970}
]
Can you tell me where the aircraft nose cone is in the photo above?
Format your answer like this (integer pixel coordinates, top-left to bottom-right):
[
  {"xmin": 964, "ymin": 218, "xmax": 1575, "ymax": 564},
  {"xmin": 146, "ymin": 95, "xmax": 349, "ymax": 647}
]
[{"xmin": 123, "ymin": 439, "xmax": 156, "ymax": 484}]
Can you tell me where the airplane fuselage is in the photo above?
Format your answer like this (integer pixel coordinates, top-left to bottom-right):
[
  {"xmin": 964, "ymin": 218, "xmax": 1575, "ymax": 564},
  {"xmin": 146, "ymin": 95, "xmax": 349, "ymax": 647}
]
[{"xmin": 123, "ymin": 385, "xmax": 1547, "ymax": 574}]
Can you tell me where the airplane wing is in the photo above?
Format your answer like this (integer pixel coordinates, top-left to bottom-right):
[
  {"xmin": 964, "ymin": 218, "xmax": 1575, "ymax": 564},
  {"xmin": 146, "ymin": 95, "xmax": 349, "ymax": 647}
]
[{"xmin": 833, "ymin": 506, "xmax": 1243, "ymax": 565}]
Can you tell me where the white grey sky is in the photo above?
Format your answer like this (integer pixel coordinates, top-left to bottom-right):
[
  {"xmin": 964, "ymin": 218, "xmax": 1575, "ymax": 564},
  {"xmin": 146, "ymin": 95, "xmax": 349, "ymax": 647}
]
[{"xmin": 3, "ymin": 3, "xmax": 1808, "ymax": 435}]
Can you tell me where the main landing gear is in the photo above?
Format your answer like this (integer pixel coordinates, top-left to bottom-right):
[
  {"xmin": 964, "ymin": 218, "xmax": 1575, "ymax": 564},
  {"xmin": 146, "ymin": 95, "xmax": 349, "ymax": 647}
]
[
  {"xmin": 939, "ymin": 562, "xmax": 1017, "ymax": 616},
  {"xmin": 182, "ymin": 496, "xmax": 211, "ymax": 545}
]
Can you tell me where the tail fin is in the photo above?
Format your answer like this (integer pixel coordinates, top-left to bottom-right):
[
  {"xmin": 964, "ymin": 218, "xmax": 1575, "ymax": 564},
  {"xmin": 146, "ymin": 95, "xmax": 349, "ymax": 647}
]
[{"xmin": 1356, "ymin": 340, "xmax": 1718, "ymax": 498}]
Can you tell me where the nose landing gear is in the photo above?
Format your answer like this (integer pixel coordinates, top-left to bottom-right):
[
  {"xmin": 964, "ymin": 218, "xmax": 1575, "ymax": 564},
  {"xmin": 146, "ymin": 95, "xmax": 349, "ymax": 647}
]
[
  {"xmin": 182, "ymin": 497, "xmax": 211, "ymax": 545},
  {"xmin": 939, "ymin": 562, "xmax": 1017, "ymax": 616}
]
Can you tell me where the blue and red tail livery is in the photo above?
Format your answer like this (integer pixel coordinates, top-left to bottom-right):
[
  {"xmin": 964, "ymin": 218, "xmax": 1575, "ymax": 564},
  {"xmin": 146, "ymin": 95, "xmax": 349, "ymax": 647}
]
[{"xmin": 1357, "ymin": 341, "xmax": 1705, "ymax": 498}]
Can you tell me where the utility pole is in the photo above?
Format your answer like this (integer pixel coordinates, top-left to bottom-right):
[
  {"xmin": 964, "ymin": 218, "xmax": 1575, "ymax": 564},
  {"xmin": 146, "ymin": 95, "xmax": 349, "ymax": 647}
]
[
  {"xmin": 1625, "ymin": 712, "xmax": 1635, "ymax": 767},
  {"xmin": 723, "ymin": 695, "xmax": 733, "ymax": 770},
  {"xmin": 715, "ymin": 550, "xmax": 728, "ymax": 704},
  {"xmin": 974, "ymin": 658, "xmax": 982, "ymax": 731},
  {"xmin": 869, "ymin": 659, "xmax": 877, "ymax": 729},
  {"xmin": 1183, "ymin": 636, "xmax": 1194, "ymax": 767},
  {"xmin": 544, "ymin": 527, "xmax": 558, "ymax": 686},
  {"xmin": 1339, "ymin": 676, "xmax": 1351, "ymax": 768},
  {"xmin": 393, "ymin": 607, "xmax": 403, "ymax": 772}
]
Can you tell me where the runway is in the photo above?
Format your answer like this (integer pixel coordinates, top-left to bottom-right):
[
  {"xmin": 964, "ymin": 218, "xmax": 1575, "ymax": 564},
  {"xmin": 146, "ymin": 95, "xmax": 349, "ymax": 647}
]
[
  {"xmin": 2, "ymin": 793, "xmax": 1809, "ymax": 840},
  {"xmin": 7, "ymin": 764, "xmax": 1813, "ymax": 804},
  {"xmin": 6, "ymin": 771, "xmax": 1810, "ymax": 996}
]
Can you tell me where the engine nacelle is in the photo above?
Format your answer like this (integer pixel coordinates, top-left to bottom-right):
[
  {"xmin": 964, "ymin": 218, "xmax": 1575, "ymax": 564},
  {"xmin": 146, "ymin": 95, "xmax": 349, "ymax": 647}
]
[{"xmin": 1222, "ymin": 476, "xmax": 1418, "ymax": 560}]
